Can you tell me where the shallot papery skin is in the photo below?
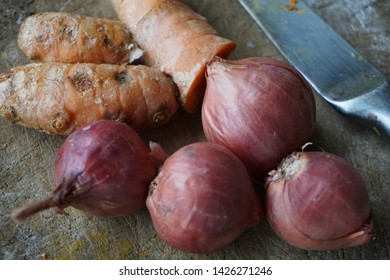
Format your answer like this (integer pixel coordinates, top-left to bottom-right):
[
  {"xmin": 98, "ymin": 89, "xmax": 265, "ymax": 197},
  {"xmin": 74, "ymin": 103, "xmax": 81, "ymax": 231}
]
[
  {"xmin": 202, "ymin": 57, "xmax": 316, "ymax": 177},
  {"xmin": 12, "ymin": 120, "xmax": 165, "ymax": 220},
  {"xmin": 146, "ymin": 142, "xmax": 264, "ymax": 254},
  {"xmin": 265, "ymin": 151, "xmax": 375, "ymax": 250}
]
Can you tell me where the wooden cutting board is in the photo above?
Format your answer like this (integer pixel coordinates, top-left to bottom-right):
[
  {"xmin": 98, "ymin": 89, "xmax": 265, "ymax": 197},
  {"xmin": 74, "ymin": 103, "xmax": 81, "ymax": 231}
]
[{"xmin": 1, "ymin": 0, "xmax": 389, "ymax": 260}]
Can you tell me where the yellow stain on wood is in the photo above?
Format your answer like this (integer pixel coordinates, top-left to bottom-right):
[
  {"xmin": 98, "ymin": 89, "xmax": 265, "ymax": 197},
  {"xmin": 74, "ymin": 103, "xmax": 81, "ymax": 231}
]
[
  {"xmin": 52, "ymin": 230, "xmax": 135, "ymax": 259},
  {"xmin": 138, "ymin": 247, "xmax": 152, "ymax": 259},
  {"xmin": 52, "ymin": 235, "xmax": 86, "ymax": 260},
  {"xmin": 91, "ymin": 230, "xmax": 135, "ymax": 260}
]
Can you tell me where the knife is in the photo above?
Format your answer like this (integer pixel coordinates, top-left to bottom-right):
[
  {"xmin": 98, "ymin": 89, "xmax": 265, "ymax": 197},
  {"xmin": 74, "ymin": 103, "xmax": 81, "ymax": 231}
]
[{"xmin": 239, "ymin": 0, "xmax": 390, "ymax": 138}]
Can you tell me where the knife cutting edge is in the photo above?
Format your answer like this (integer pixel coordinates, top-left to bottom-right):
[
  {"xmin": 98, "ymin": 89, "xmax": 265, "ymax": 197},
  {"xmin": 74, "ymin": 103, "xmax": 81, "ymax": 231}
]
[{"xmin": 239, "ymin": 0, "xmax": 390, "ymax": 138}]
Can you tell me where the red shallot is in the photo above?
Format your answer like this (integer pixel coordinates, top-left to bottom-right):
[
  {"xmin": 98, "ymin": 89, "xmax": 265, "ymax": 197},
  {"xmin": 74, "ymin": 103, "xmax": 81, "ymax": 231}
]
[
  {"xmin": 146, "ymin": 142, "xmax": 264, "ymax": 254},
  {"xmin": 265, "ymin": 151, "xmax": 375, "ymax": 250},
  {"xmin": 12, "ymin": 120, "xmax": 166, "ymax": 220},
  {"xmin": 202, "ymin": 56, "xmax": 316, "ymax": 177}
]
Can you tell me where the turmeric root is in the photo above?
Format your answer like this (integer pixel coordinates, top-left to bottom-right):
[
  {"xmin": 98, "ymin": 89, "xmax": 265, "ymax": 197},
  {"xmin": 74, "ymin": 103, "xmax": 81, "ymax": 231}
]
[
  {"xmin": 0, "ymin": 62, "xmax": 179, "ymax": 135},
  {"xmin": 111, "ymin": 0, "xmax": 236, "ymax": 113},
  {"xmin": 18, "ymin": 12, "xmax": 143, "ymax": 64}
]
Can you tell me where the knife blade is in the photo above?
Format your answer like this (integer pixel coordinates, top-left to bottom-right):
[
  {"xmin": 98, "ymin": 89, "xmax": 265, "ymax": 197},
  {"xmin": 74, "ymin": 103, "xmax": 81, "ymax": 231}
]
[{"xmin": 239, "ymin": 0, "xmax": 390, "ymax": 137}]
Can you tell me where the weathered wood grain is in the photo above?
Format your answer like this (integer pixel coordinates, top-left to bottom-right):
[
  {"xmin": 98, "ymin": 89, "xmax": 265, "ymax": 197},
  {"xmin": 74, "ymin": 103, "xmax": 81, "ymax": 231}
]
[{"xmin": 1, "ymin": 0, "xmax": 389, "ymax": 259}]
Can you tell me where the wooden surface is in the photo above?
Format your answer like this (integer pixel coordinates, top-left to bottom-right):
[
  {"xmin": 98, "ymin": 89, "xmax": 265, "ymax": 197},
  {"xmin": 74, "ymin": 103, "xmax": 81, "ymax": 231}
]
[{"xmin": 1, "ymin": 0, "xmax": 389, "ymax": 260}]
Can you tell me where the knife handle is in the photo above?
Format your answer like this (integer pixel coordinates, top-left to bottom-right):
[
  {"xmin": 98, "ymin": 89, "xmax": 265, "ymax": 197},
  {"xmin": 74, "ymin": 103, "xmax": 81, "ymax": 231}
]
[{"xmin": 336, "ymin": 79, "xmax": 390, "ymax": 138}]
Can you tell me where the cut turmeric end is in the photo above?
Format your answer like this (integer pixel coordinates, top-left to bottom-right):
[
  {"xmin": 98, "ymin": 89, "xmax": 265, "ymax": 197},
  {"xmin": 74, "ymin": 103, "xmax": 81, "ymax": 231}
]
[
  {"xmin": 111, "ymin": 0, "xmax": 237, "ymax": 113},
  {"xmin": 182, "ymin": 40, "xmax": 237, "ymax": 113},
  {"xmin": 183, "ymin": 66, "xmax": 207, "ymax": 113}
]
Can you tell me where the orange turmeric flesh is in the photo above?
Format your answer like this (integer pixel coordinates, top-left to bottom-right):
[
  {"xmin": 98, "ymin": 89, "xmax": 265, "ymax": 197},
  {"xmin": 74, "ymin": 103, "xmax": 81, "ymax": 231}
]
[
  {"xmin": 0, "ymin": 63, "xmax": 179, "ymax": 135},
  {"xmin": 111, "ymin": 0, "xmax": 236, "ymax": 113}
]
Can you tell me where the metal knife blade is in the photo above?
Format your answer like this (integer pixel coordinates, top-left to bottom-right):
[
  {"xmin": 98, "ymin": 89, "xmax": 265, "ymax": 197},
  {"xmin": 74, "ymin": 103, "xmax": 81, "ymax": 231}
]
[{"xmin": 239, "ymin": 0, "xmax": 390, "ymax": 137}]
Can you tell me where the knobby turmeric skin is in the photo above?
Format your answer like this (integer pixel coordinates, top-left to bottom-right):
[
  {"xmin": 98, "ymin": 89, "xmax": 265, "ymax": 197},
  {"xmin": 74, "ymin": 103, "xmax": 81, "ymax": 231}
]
[
  {"xmin": 111, "ymin": 0, "xmax": 236, "ymax": 112},
  {"xmin": 18, "ymin": 12, "xmax": 141, "ymax": 64},
  {"xmin": 0, "ymin": 62, "xmax": 179, "ymax": 135}
]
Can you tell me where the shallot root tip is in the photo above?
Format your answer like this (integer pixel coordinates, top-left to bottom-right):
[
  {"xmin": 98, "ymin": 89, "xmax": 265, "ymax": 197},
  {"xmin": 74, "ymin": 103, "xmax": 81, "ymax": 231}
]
[
  {"xmin": 265, "ymin": 152, "xmax": 302, "ymax": 185},
  {"xmin": 265, "ymin": 170, "xmax": 280, "ymax": 187},
  {"xmin": 11, "ymin": 197, "xmax": 55, "ymax": 222},
  {"xmin": 205, "ymin": 56, "xmax": 224, "ymax": 79},
  {"xmin": 301, "ymin": 142, "xmax": 313, "ymax": 151},
  {"xmin": 148, "ymin": 178, "xmax": 158, "ymax": 196},
  {"xmin": 207, "ymin": 55, "xmax": 224, "ymax": 66},
  {"xmin": 149, "ymin": 141, "xmax": 169, "ymax": 165}
]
